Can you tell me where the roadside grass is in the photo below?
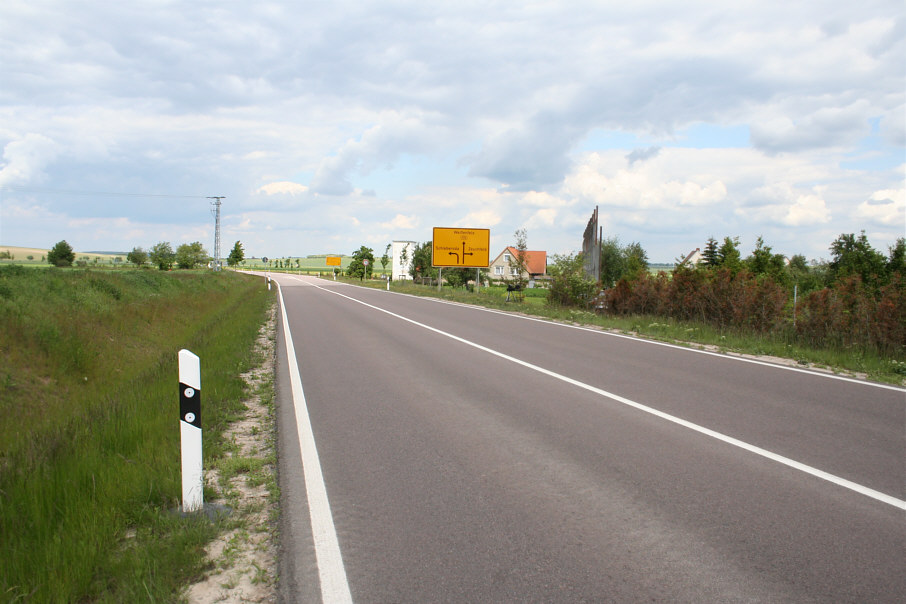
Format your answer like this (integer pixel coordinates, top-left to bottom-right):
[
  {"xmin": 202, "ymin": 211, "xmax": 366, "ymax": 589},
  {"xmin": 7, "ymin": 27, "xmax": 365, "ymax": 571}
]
[
  {"xmin": 0, "ymin": 265, "xmax": 275, "ymax": 602},
  {"xmin": 337, "ymin": 275, "xmax": 905, "ymax": 384}
]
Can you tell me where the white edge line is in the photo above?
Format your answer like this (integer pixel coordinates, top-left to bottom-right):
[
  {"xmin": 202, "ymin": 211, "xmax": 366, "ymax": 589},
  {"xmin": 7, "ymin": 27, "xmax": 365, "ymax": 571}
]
[
  {"xmin": 313, "ymin": 282, "xmax": 906, "ymax": 511},
  {"xmin": 277, "ymin": 282, "xmax": 353, "ymax": 603},
  {"xmin": 376, "ymin": 286, "xmax": 905, "ymax": 393}
]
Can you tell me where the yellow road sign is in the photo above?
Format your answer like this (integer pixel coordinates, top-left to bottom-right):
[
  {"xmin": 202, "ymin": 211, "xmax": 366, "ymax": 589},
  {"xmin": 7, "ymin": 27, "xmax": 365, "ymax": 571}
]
[
  {"xmin": 326, "ymin": 256, "xmax": 342, "ymax": 266},
  {"xmin": 432, "ymin": 227, "xmax": 490, "ymax": 268}
]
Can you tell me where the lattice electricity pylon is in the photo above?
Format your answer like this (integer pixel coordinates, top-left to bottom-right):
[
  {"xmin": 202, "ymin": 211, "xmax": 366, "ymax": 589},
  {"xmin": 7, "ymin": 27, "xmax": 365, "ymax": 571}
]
[{"xmin": 207, "ymin": 196, "xmax": 225, "ymax": 271}]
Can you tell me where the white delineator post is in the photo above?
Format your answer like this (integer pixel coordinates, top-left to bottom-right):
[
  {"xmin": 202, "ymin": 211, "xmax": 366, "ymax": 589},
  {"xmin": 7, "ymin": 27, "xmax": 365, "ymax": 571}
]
[{"xmin": 178, "ymin": 349, "xmax": 203, "ymax": 513}]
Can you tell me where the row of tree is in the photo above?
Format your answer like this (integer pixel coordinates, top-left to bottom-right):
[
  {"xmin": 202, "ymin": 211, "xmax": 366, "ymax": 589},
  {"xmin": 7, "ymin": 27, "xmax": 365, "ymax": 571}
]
[
  {"xmin": 547, "ymin": 232, "xmax": 904, "ymax": 355},
  {"xmin": 43, "ymin": 240, "xmax": 246, "ymax": 270}
]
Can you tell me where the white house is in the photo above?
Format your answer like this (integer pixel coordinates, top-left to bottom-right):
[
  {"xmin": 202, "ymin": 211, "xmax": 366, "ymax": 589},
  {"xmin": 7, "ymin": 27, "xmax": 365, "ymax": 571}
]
[{"xmin": 392, "ymin": 240, "xmax": 417, "ymax": 280}]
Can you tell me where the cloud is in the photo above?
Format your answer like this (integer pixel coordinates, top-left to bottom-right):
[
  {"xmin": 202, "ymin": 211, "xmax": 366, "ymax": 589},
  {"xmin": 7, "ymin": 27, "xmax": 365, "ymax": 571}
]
[
  {"xmin": 464, "ymin": 115, "xmax": 582, "ymax": 190},
  {"xmin": 0, "ymin": 1, "xmax": 902, "ymax": 264},
  {"xmin": 749, "ymin": 102, "xmax": 871, "ymax": 154},
  {"xmin": 459, "ymin": 209, "xmax": 502, "ymax": 228},
  {"xmin": 563, "ymin": 150, "xmax": 729, "ymax": 210},
  {"xmin": 525, "ymin": 208, "xmax": 558, "ymax": 228},
  {"xmin": 783, "ymin": 193, "xmax": 832, "ymax": 226},
  {"xmin": 855, "ymin": 187, "xmax": 906, "ymax": 226},
  {"xmin": 744, "ymin": 183, "xmax": 831, "ymax": 226},
  {"xmin": 257, "ymin": 181, "xmax": 308, "ymax": 196},
  {"xmin": 0, "ymin": 134, "xmax": 60, "ymax": 186},
  {"xmin": 380, "ymin": 213, "xmax": 419, "ymax": 230},
  {"xmin": 626, "ymin": 147, "xmax": 661, "ymax": 166},
  {"xmin": 309, "ymin": 110, "xmax": 453, "ymax": 196}
]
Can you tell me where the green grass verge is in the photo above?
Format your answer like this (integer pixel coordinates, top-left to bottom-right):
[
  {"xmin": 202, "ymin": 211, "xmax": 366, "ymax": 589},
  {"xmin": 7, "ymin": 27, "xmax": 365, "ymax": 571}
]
[
  {"xmin": 338, "ymin": 275, "xmax": 905, "ymax": 384},
  {"xmin": 0, "ymin": 265, "xmax": 275, "ymax": 602}
]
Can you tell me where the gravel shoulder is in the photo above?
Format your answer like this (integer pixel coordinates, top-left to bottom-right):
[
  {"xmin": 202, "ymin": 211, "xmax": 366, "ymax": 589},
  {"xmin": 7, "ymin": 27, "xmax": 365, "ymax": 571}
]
[{"xmin": 183, "ymin": 305, "xmax": 279, "ymax": 603}]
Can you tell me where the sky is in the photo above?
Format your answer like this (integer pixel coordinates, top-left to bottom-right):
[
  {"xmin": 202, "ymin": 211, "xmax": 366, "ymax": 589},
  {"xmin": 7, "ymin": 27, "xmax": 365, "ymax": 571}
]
[{"xmin": 1, "ymin": 1, "xmax": 903, "ymax": 263}]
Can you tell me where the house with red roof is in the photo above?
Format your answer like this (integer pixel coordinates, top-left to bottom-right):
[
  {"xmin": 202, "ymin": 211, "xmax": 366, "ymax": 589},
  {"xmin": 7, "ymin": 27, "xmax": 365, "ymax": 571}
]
[{"xmin": 489, "ymin": 247, "xmax": 547, "ymax": 284}]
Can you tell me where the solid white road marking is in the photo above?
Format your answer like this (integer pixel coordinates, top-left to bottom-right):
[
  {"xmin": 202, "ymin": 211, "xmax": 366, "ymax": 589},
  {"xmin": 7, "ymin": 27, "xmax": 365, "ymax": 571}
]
[
  {"xmin": 311, "ymin": 281, "xmax": 906, "ymax": 511},
  {"xmin": 277, "ymin": 282, "xmax": 353, "ymax": 603},
  {"xmin": 377, "ymin": 282, "xmax": 906, "ymax": 393}
]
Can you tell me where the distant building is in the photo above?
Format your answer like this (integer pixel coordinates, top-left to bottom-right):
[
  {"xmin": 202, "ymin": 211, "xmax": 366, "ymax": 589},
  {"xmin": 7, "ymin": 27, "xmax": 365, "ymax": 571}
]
[
  {"xmin": 489, "ymin": 247, "xmax": 547, "ymax": 285},
  {"xmin": 392, "ymin": 241, "xmax": 417, "ymax": 280},
  {"xmin": 680, "ymin": 247, "xmax": 703, "ymax": 266}
]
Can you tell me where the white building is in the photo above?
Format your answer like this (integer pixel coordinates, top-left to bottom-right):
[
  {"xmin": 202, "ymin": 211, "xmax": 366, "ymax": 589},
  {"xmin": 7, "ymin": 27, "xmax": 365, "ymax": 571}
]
[{"xmin": 392, "ymin": 241, "xmax": 417, "ymax": 280}]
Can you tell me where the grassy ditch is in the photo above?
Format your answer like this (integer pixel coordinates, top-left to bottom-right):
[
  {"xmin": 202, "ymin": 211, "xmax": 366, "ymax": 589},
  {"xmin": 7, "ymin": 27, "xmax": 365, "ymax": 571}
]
[
  {"xmin": 340, "ymin": 275, "xmax": 905, "ymax": 384},
  {"xmin": 0, "ymin": 265, "xmax": 275, "ymax": 602}
]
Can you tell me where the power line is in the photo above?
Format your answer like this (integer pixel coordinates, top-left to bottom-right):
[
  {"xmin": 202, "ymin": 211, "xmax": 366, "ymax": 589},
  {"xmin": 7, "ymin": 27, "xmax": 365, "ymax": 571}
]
[{"xmin": 0, "ymin": 185, "xmax": 210, "ymax": 199}]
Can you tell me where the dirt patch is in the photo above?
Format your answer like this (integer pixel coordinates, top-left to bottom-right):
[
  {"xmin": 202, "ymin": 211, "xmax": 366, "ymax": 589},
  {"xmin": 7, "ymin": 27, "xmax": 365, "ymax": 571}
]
[{"xmin": 183, "ymin": 305, "xmax": 278, "ymax": 603}]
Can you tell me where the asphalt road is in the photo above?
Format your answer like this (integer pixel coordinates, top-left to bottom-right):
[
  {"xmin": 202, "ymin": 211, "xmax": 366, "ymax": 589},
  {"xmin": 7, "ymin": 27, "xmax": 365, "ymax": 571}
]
[{"xmin": 268, "ymin": 274, "xmax": 905, "ymax": 603}]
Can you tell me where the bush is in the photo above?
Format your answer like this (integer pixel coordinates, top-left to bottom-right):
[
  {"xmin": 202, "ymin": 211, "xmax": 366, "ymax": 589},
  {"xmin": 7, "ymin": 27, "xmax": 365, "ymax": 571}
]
[
  {"xmin": 607, "ymin": 267, "xmax": 791, "ymax": 334},
  {"xmin": 547, "ymin": 253, "xmax": 598, "ymax": 307},
  {"xmin": 796, "ymin": 274, "xmax": 906, "ymax": 355}
]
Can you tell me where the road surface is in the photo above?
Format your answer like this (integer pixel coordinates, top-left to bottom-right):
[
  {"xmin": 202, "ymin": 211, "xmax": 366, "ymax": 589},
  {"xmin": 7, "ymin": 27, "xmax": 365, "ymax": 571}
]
[{"xmin": 266, "ymin": 274, "xmax": 905, "ymax": 603}]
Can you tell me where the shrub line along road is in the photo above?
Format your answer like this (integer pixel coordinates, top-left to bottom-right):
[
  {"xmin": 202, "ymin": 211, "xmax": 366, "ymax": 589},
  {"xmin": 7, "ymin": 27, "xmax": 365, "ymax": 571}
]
[{"xmin": 262, "ymin": 273, "xmax": 905, "ymax": 603}]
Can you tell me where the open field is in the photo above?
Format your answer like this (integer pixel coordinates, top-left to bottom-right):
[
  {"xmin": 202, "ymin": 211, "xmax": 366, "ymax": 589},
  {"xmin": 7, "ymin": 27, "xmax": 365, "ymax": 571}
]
[
  {"xmin": 241, "ymin": 254, "xmax": 357, "ymax": 272},
  {"xmin": 0, "ymin": 245, "xmax": 126, "ymax": 266},
  {"xmin": 0, "ymin": 267, "xmax": 275, "ymax": 601}
]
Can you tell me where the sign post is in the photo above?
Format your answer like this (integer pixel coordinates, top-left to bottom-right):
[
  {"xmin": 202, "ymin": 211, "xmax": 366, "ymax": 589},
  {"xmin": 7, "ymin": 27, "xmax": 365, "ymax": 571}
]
[
  {"xmin": 178, "ymin": 349, "xmax": 203, "ymax": 513},
  {"xmin": 432, "ymin": 227, "xmax": 490, "ymax": 290},
  {"xmin": 432, "ymin": 227, "xmax": 491, "ymax": 268},
  {"xmin": 326, "ymin": 256, "xmax": 342, "ymax": 280}
]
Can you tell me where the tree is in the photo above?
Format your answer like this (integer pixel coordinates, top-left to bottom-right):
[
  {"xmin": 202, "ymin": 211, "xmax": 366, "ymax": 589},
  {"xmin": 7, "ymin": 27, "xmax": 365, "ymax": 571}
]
[
  {"xmin": 399, "ymin": 244, "xmax": 409, "ymax": 275},
  {"xmin": 176, "ymin": 241, "xmax": 209, "ymax": 269},
  {"xmin": 887, "ymin": 238, "xmax": 905, "ymax": 277},
  {"xmin": 227, "ymin": 241, "xmax": 245, "ymax": 267},
  {"xmin": 601, "ymin": 237, "xmax": 648, "ymax": 286},
  {"xmin": 381, "ymin": 244, "xmax": 391, "ymax": 275},
  {"xmin": 508, "ymin": 228, "xmax": 530, "ymax": 289},
  {"xmin": 716, "ymin": 236, "xmax": 742, "ymax": 273},
  {"xmin": 701, "ymin": 237, "xmax": 720, "ymax": 268},
  {"xmin": 408, "ymin": 241, "xmax": 436, "ymax": 281},
  {"xmin": 745, "ymin": 236, "xmax": 787, "ymax": 285},
  {"xmin": 346, "ymin": 246, "xmax": 375, "ymax": 279},
  {"xmin": 149, "ymin": 242, "xmax": 175, "ymax": 271},
  {"xmin": 828, "ymin": 231, "xmax": 887, "ymax": 290},
  {"xmin": 47, "ymin": 240, "xmax": 75, "ymax": 267},
  {"xmin": 623, "ymin": 241, "xmax": 649, "ymax": 281},
  {"xmin": 127, "ymin": 247, "xmax": 148, "ymax": 267},
  {"xmin": 599, "ymin": 237, "xmax": 623, "ymax": 287}
]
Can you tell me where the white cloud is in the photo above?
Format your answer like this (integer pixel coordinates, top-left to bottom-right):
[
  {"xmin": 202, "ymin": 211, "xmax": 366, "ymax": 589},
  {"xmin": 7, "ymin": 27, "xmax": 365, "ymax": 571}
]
[
  {"xmin": 749, "ymin": 102, "xmax": 872, "ymax": 154},
  {"xmin": 563, "ymin": 150, "xmax": 729, "ymax": 210},
  {"xmin": 855, "ymin": 187, "xmax": 906, "ymax": 226},
  {"xmin": 0, "ymin": 134, "xmax": 60, "ymax": 186},
  {"xmin": 525, "ymin": 208, "xmax": 558, "ymax": 228},
  {"xmin": 309, "ymin": 110, "xmax": 454, "ymax": 195},
  {"xmin": 783, "ymin": 193, "xmax": 832, "ymax": 226},
  {"xmin": 0, "ymin": 1, "xmax": 902, "ymax": 263},
  {"xmin": 738, "ymin": 183, "xmax": 831, "ymax": 227},
  {"xmin": 257, "ymin": 181, "xmax": 308, "ymax": 196},
  {"xmin": 380, "ymin": 214, "xmax": 419, "ymax": 230},
  {"xmin": 459, "ymin": 209, "xmax": 502, "ymax": 228}
]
